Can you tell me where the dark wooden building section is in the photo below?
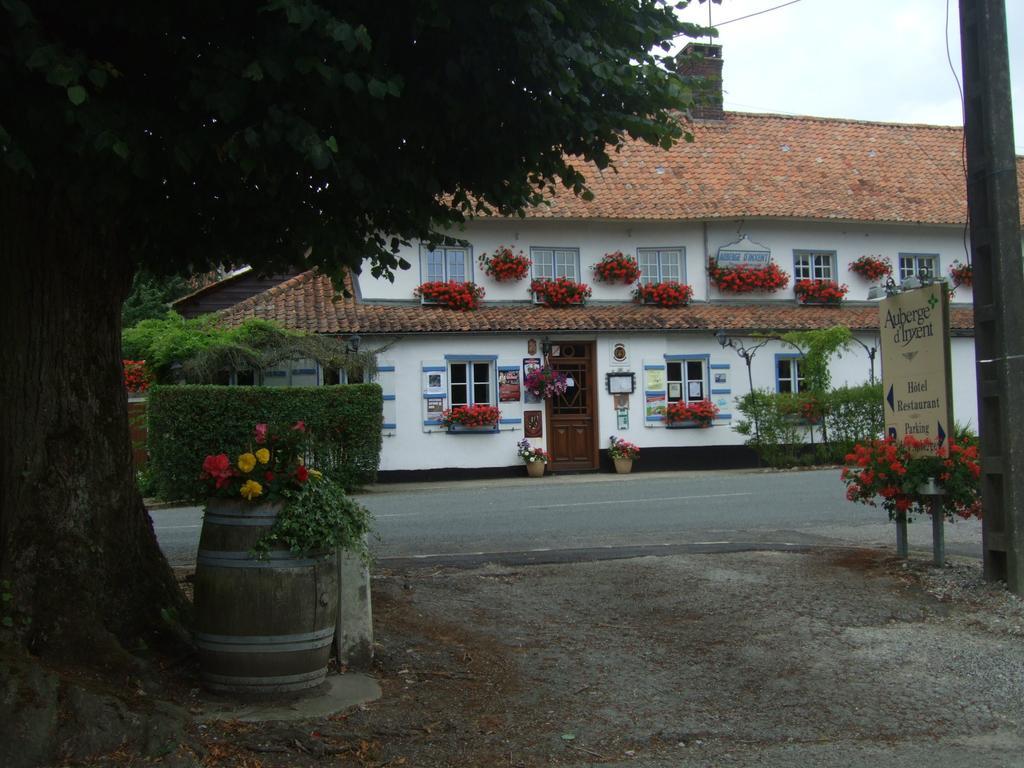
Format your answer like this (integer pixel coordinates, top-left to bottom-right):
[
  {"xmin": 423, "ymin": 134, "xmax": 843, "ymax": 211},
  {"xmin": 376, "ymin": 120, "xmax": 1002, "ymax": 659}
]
[{"xmin": 173, "ymin": 269, "xmax": 300, "ymax": 319}]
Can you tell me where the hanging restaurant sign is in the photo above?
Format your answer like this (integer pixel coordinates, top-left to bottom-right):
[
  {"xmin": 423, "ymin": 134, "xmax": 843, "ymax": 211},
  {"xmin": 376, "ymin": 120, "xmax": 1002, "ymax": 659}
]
[{"xmin": 716, "ymin": 235, "xmax": 772, "ymax": 269}]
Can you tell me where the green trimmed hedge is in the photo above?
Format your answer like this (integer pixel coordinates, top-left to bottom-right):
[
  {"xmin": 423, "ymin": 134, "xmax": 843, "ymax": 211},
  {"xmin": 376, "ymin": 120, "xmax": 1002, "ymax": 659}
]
[{"xmin": 147, "ymin": 384, "xmax": 383, "ymax": 501}]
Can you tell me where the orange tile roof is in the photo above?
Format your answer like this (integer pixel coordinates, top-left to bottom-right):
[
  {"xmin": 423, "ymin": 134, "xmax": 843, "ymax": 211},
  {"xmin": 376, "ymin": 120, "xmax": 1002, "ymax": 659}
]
[
  {"xmin": 220, "ymin": 270, "xmax": 974, "ymax": 337},
  {"xmin": 526, "ymin": 112, "xmax": 1024, "ymax": 226}
]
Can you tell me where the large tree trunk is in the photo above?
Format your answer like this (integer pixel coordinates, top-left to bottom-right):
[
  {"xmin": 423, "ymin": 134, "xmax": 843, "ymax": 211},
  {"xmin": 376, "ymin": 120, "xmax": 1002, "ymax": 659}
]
[{"xmin": 0, "ymin": 177, "xmax": 185, "ymax": 665}]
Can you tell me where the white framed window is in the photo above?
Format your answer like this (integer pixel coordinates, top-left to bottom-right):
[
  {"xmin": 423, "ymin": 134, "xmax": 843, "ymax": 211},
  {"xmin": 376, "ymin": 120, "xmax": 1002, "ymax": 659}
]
[
  {"xmin": 421, "ymin": 245, "xmax": 471, "ymax": 284},
  {"xmin": 666, "ymin": 357, "xmax": 708, "ymax": 404},
  {"xmin": 776, "ymin": 356, "xmax": 805, "ymax": 394},
  {"xmin": 638, "ymin": 247, "xmax": 684, "ymax": 286},
  {"xmin": 447, "ymin": 358, "xmax": 494, "ymax": 407},
  {"xmin": 531, "ymin": 247, "xmax": 579, "ymax": 281},
  {"xmin": 793, "ymin": 250, "xmax": 835, "ymax": 281},
  {"xmin": 898, "ymin": 253, "xmax": 938, "ymax": 282}
]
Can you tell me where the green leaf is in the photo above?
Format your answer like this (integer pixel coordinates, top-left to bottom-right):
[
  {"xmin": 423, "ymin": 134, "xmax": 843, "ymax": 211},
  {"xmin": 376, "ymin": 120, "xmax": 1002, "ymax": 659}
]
[
  {"xmin": 2, "ymin": 0, "xmax": 34, "ymax": 27},
  {"xmin": 353, "ymin": 25, "xmax": 372, "ymax": 50},
  {"xmin": 367, "ymin": 78, "xmax": 387, "ymax": 99},
  {"xmin": 1, "ymin": 593, "xmax": 11, "ymax": 602},
  {"xmin": 112, "ymin": 141, "xmax": 130, "ymax": 159},
  {"xmin": 66, "ymin": 85, "xmax": 87, "ymax": 106},
  {"xmin": 1, "ymin": 617, "xmax": 12, "ymax": 628},
  {"xmin": 242, "ymin": 61, "xmax": 264, "ymax": 82},
  {"xmin": 325, "ymin": 136, "xmax": 338, "ymax": 154},
  {"xmin": 87, "ymin": 68, "xmax": 108, "ymax": 89},
  {"xmin": 343, "ymin": 72, "xmax": 362, "ymax": 93},
  {"xmin": 561, "ymin": 733, "xmax": 575, "ymax": 741}
]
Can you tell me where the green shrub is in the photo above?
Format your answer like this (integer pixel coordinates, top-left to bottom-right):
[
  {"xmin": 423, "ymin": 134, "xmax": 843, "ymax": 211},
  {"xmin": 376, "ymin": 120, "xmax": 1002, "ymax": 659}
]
[
  {"xmin": 734, "ymin": 390, "xmax": 810, "ymax": 468},
  {"xmin": 147, "ymin": 384, "xmax": 383, "ymax": 500},
  {"xmin": 820, "ymin": 383, "xmax": 884, "ymax": 462}
]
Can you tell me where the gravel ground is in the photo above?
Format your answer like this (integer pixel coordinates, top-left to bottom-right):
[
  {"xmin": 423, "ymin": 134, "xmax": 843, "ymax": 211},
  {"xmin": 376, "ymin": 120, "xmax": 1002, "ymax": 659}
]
[{"xmin": 181, "ymin": 548, "xmax": 1024, "ymax": 768}]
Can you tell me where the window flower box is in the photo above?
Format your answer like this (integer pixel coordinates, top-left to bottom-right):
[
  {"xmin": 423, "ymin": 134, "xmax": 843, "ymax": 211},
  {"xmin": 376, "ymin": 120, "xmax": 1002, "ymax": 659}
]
[
  {"xmin": 530, "ymin": 277, "xmax": 592, "ymax": 307},
  {"xmin": 664, "ymin": 399, "xmax": 719, "ymax": 428},
  {"xmin": 949, "ymin": 260, "xmax": 972, "ymax": 288},
  {"xmin": 848, "ymin": 255, "xmax": 892, "ymax": 281},
  {"xmin": 439, "ymin": 404, "xmax": 501, "ymax": 431},
  {"xmin": 592, "ymin": 251, "xmax": 642, "ymax": 284},
  {"xmin": 478, "ymin": 246, "xmax": 531, "ymax": 282},
  {"xmin": 794, "ymin": 279, "xmax": 848, "ymax": 305},
  {"xmin": 707, "ymin": 259, "xmax": 790, "ymax": 294},
  {"xmin": 632, "ymin": 281, "xmax": 693, "ymax": 307},
  {"xmin": 414, "ymin": 280, "xmax": 485, "ymax": 310}
]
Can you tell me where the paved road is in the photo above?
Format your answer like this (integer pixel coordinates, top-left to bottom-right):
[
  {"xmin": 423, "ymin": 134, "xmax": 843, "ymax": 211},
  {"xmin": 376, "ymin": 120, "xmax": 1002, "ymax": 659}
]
[{"xmin": 152, "ymin": 468, "xmax": 983, "ymax": 567}]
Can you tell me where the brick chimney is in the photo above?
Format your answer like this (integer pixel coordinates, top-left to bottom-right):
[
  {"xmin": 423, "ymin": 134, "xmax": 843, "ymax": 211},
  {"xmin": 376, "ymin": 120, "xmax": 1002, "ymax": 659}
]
[{"xmin": 677, "ymin": 42, "xmax": 724, "ymax": 121}]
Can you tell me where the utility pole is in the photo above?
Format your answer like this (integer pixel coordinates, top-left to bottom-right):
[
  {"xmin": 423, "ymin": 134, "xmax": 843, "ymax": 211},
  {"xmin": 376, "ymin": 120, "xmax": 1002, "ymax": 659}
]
[{"xmin": 959, "ymin": 0, "xmax": 1024, "ymax": 592}]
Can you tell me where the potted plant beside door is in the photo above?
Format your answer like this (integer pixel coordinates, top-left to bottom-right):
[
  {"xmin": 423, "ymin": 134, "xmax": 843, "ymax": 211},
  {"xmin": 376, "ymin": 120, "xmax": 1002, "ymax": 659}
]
[
  {"xmin": 608, "ymin": 435, "xmax": 640, "ymax": 474},
  {"xmin": 517, "ymin": 438, "xmax": 550, "ymax": 477}
]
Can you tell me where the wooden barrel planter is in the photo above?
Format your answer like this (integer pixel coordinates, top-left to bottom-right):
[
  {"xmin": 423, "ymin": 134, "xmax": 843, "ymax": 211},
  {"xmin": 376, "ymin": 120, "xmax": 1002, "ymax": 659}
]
[{"xmin": 193, "ymin": 499, "xmax": 338, "ymax": 694}]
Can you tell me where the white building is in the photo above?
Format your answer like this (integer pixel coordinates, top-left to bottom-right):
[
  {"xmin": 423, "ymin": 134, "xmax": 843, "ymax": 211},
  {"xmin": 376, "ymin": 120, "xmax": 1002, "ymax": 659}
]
[{"xmin": 211, "ymin": 45, "xmax": 1022, "ymax": 480}]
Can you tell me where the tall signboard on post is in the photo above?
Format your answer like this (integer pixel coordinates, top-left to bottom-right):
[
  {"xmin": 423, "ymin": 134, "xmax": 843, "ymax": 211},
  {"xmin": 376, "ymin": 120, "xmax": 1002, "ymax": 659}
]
[{"xmin": 879, "ymin": 283, "xmax": 954, "ymax": 451}]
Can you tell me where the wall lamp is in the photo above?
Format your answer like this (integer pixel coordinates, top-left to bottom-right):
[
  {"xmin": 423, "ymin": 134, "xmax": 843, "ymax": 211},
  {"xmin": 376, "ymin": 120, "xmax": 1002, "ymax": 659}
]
[
  {"xmin": 541, "ymin": 337, "xmax": 553, "ymax": 356},
  {"xmin": 345, "ymin": 334, "xmax": 362, "ymax": 354},
  {"xmin": 714, "ymin": 329, "xmax": 772, "ymax": 440}
]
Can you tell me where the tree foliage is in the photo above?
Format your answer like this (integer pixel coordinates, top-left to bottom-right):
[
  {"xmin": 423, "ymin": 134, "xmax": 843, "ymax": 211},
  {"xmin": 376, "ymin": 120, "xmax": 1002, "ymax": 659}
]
[
  {"xmin": 3, "ymin": 1, "xmax": 711, "ymax": 283},
  {"xmin": 780, "ymin": 326, "xmax": 853, "ymax": 394},
  {"xmin": 122, "ymin": 314, "xmax": 375, "ymax": 382},
  {"xmin": 121, "ymin": 270, "xmax": 192, "ymax": 328}
]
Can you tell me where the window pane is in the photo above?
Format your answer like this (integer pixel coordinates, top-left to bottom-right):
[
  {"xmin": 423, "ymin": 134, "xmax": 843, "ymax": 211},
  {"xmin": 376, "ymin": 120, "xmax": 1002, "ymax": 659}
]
[
  {"xmin": 638, "ymin": 251, "xmax": 658, "ymax": 285},
  {"xmin": 794, "ymin": 254, "xmax": 810, "ymax": 280},
  {"xmin": 450, "ymin": 363, "xmax": 467, "ymax": 384},
  {"xmin": 533, "ymin": 249, "xmax": 553, "ymax": 280},
  {"xmin": 919, "ymin": 256, "xmax": 936, "ymax": 277},
  {"xmin": 554, "ymin": 250, "xmax": 576, "ymax": 280},
  {"xmin": 426, "ymin": 250, "xmax": 444, "ymax": 283},
  {"xmin": 236, "ymin": 370, "xmax": 255, "ymax": 386},
  {"xmin": 661, "ymin": 251, "xmax": 681, "ymax": 282},
  {"xmin": 447, "ymin": 249, "xmax": 466, "ymax": 283}
]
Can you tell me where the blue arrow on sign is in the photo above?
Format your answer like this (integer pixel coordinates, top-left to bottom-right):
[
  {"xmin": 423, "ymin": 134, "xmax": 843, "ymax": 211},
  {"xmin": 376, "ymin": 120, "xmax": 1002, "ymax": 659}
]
[
  {"xmin": 887, "ymin": 385, "xmax": 895, "ymax": 412},
  {"xmin": 937, "ymin": 422, "xmax": 946, "ymax": 448}
]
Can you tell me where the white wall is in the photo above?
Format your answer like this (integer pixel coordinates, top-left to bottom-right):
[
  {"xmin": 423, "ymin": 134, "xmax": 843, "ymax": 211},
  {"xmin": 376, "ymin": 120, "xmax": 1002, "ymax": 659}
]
[
  {"xmin": 352, "ymin": 330, "xmax": 978, "ymax": 473},
  {"xmin": 357, "ymin": 218, "xmax": 974, "ymax": 307}
]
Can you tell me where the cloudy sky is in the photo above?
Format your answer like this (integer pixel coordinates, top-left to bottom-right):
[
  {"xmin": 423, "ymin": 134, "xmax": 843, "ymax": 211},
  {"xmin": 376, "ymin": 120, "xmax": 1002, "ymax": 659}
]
[{"xmin": 672, "ymin": 0, "xmax": 1023, "ymax": 152}]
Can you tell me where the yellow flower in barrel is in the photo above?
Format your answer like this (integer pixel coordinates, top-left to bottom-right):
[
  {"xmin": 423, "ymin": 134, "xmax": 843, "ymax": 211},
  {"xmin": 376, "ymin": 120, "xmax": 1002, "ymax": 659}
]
[
  {"xmin": 237, "ymin": 452, "xmax": 257, "ymax": 473},
  {"xmin": 254, "ymin": 448, "xmax": 271, "ymax": 465},
  {"xmin": 239, "ymin": 479, "xmax": 263, "ymax": 500}
]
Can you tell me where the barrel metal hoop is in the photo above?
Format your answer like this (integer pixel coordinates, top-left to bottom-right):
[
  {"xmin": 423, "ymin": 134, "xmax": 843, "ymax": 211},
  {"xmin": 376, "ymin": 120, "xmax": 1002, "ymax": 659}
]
[
  {"xmin": 201, "ymin": 669, "xmax": 327, "ymax": 693},
  {"xmin": 194, "ymin": 627, "xmax": 334, "ymax": 653},
  {"xmin": 203, "ymin": 505, "xmax": 280, "ymax": 519},
  {"xmin": 196, "ymin": 549, "xmax": 331, "ymax": 568}
]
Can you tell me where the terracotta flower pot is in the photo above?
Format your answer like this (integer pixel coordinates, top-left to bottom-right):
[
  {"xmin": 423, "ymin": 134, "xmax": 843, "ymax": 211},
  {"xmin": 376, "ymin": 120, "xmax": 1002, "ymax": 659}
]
[
  {"xmin": 526, "ymin": 461, "xmax": 546, "ymax": 478},
  {"xmin": 613, "ymin": 458, "xmax": 633, "ymax": 474}
]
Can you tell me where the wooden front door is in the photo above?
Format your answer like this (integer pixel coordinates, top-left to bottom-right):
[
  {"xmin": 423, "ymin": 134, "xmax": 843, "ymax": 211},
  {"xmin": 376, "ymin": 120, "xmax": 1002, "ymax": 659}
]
[{"xmin": 547, "ymin": 342, "xmax": 598, "ymax": 471}]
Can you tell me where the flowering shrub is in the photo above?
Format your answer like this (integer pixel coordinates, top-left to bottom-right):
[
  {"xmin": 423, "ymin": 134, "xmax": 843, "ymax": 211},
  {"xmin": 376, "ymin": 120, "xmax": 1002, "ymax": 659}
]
[
  {"xmin": 949, "ymin": 260, "xmax": 973, "ymax": 288},
  {"xmin": 793, "ymin": 279, "xmax": 849, "ymax": 305},
  {"xmin": 201, "ymin": 421, "xmax": 315, "ymax": 501},
  {"xmin": 664, "ymin": 399, "xmax": 719, "ymax": 427},
  {"xmin": 516, "ymin": 438, "xmax": 550, "ymax": 464},
  {"xmin": 123, "ymin": 359, "xmax": 152, "ymax": 393},
  {"xmin": 608, "ymin": 435, "xmax": 640, "ymax": 460},
  {"xmin": 415, "ymin": 280, "xmax": 485, "ymax": 310},
  {"xmin": 439, "ymin": 404, "xmax": 501, "ymax": 428},
  {"xmin": 478, "ymin": 246, "xmax": 531, "ymax": 282},
  {"xmin": 524, "ymin": 366, "xmax": 569, "ymax": 399},
  {"xmin": 530, "ymin": 277, "xmax": 592, "ymax": 307},
  {"xmin": 632, "ymin": 281, "xmax": 693, "ymax": 307},
  {"xmin": 841, "ymin": 435, "xmax": 982, "ymax": 521},
  {"xmin": 592, "ymin": 251, "xmax": 642, "ymax": 284},
  {"xmin": 848, "ymin": 255, "xmax": 892, "ymax": 281},
  {"xmin": 707, "ymin": 259, "xmax": 790, "ymax": 294}
]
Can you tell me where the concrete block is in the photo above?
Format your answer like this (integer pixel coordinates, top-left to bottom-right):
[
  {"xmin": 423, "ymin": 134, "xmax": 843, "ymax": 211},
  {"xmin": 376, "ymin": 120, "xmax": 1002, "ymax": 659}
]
[{"xmin": 334, "ymin": 546, "xmax": 373, "ymax": 669}]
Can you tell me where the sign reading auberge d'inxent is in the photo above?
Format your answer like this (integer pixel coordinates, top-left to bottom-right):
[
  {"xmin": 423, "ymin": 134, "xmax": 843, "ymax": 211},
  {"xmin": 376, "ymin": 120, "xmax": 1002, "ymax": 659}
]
[{"xmin": 879, "ymin": 283, "xmax": 954, "ymax": 451}]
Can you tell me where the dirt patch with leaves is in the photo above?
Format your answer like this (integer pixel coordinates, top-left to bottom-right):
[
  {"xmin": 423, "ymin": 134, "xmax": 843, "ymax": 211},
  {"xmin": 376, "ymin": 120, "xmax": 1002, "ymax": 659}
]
[{"xmin": 48, "ymin": 549, "xmax": 1024, "ymax": 767}]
